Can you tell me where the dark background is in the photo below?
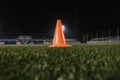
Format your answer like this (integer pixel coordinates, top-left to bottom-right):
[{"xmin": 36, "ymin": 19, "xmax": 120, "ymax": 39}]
[{"xmin": 0, "ymin": 1, "xmax": 120, "ymax": 41}]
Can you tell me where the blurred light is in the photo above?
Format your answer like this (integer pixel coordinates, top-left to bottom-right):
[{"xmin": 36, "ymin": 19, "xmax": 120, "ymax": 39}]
[{"xmin": 62, "ymin": 25, "xmax": 65, "ymax": 31}]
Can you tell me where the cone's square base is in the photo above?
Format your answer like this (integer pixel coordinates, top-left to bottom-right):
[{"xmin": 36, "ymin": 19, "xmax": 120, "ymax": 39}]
[{"xmin": 49, "ymin": 44, "xmax": 72, "ymax": 47}]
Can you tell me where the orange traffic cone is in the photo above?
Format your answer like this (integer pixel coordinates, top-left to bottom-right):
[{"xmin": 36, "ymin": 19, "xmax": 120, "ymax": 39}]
[{"xmin": 49, "ymin": 19, "xmax": 71, "ymax": 47}]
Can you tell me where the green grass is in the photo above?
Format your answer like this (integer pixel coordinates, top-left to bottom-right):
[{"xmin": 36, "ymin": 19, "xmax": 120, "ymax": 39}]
[{"xmin": 0, "ymin": 44, "xmax": 120, "ymax": 80}]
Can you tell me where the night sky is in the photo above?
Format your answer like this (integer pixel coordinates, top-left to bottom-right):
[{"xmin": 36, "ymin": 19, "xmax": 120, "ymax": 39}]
[{"xmin": 0, "ymin": 1, "xmax": 120, "ymax": 40}]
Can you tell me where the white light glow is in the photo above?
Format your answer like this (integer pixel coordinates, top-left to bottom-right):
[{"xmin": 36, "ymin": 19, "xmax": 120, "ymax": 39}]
[{"xmin": 62, "ymin": 25, "xmax": 65, "ymax": 31}]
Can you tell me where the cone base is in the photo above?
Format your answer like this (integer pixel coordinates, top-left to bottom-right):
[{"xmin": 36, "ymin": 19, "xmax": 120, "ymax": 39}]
[{"xmin": 49, "ymin": 44, "xmax": 71, "ymax": 47}]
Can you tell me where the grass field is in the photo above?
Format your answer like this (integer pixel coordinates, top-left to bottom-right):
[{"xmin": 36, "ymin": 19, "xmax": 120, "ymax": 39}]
[{"xmin": 0, "ymin": 44, "xmax": 120, "ymax": 80}]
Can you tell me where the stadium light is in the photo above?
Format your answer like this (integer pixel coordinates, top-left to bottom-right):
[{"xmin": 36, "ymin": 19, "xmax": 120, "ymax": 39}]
[{"xmin": 62, "ymin": 25, "xmax": 65, "ymax": 31}]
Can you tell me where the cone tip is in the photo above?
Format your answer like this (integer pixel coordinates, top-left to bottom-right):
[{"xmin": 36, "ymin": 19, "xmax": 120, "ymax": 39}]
[{"xmin": 57, "ymin": 19, "xmax": 61, "ymax": 21}]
